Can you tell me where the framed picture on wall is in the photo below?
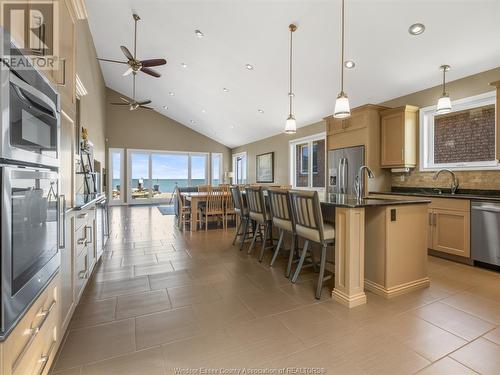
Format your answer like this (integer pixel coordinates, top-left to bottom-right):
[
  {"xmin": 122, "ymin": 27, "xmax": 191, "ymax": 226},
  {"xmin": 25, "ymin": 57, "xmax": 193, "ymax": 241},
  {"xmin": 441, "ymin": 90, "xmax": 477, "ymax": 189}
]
[{"xmin": 256, "ymin": 152, "xmax": 274, "ymax": 183}]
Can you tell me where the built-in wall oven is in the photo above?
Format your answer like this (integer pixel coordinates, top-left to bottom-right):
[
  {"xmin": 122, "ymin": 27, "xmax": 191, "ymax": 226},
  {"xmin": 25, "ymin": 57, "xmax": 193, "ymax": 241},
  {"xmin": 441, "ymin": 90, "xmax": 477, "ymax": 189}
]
[
  {"xmin": 1, "ymin": 166, "xmax": 61, "ymax": 337},
  {"xmin": 1, "ymin": 29, "xmax": 60, "ymax": 169}
]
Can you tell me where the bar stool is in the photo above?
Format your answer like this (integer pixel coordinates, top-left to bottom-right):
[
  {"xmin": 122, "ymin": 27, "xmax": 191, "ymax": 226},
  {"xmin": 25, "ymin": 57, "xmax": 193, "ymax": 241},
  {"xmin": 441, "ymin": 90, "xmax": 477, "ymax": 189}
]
[
  {"xmin": 245, "ymin": 186, "xmax": 273, "ymax": 262},
  {"xmin": 289, "ymin": 190, "xmax": 335, "ymax": 299},
  {"xmin": 230, "ymin": 186, "xmax": 252, "ymax": 250},
  {"xmin": 267, "ymin": 188, "xmax": 296, "ymax": 277}
]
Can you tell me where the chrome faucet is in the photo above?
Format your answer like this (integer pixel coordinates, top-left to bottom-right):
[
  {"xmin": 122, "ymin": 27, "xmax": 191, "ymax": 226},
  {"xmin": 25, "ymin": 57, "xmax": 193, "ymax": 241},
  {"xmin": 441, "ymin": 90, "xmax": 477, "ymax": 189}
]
[
  {"xmin": 355, "ymin": 166, "xmax": 375, "ymax": 200},
  {"xmin": 433, "ymin": 169, "xmax": 459, "ymax": 194}
]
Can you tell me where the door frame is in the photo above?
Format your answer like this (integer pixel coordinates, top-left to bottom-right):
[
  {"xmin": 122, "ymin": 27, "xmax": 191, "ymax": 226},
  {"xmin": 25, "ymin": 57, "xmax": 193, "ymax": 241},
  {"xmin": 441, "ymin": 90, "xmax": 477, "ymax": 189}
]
[{"xmin": 108, "ymin": 148, "xmax": 125, "ymax": 206}]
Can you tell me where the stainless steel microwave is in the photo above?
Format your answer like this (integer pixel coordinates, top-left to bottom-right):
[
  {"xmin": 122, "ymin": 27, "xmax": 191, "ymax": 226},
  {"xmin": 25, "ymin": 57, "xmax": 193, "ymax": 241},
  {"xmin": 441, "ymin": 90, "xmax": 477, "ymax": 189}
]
[{"xmin": 0, "ymin": 28, "xmax": 60, "ymax": 169}]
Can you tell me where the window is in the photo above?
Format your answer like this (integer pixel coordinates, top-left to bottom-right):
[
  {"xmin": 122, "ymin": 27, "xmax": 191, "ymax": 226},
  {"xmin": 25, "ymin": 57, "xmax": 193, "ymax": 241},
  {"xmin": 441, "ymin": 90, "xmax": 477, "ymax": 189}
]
[
  {"xmin": 290, "ymin": 133, "xmax": 326, "ymax": 189},
  {"xmin": 232, "ymin": 152, "xmax": 247, "ymax": 184},
  {"xmin": 420, "ymin": 91, "xmax": 497, "ymax": 171},
  {"xmin": 108, "ymin": 148, "xmax": 124, "ymax": 205},
  {"xmin": 211, "ymin": 153, "xmax": 223, "ymax": 185}
]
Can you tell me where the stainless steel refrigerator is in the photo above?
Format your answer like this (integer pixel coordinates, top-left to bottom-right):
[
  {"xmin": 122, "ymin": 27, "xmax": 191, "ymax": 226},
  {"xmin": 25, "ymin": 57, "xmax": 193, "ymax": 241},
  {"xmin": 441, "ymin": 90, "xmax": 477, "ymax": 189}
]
[{"xmin": 328, "ymin": 145, "xmax": 365, "ymax": 196}]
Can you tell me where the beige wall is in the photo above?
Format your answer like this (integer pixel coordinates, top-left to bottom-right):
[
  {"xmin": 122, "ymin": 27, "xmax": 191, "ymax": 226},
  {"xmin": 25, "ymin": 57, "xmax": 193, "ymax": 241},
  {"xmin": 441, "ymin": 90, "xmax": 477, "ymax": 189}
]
[
  {"xmin": 106, "ymin": 88, "xmax": 232, "ymax": 201},
  {"xmin": 233, "ymin": 67, "xmax": 500, "ymax": 190},
  {"xmin": 231, "ymin": 121, "xmax": 325, "ymax": 185},
  {"xmin": 381, "ymin": 67, "xmax": 500, "ymax": 191},
  {"xmin": 75, "ymin": 20, "xmax": 106, "ymax": 167}
]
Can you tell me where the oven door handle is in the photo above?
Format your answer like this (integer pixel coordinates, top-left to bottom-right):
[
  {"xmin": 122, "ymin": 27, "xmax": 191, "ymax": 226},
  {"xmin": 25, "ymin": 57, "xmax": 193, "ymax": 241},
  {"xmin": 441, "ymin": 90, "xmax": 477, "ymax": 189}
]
[
  {"xmin": 59, "ymin": 194, "xmax": 66, "ymax": 249},
  {"xmin": 10, "ymin": 73, "xmax": 58, "ymax": 116}
]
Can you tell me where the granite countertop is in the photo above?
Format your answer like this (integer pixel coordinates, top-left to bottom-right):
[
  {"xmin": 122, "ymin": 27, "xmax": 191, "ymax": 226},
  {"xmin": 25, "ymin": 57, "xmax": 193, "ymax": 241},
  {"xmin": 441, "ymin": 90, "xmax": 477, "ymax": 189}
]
[
  {"xmin": 74, "ymin": 193, "xmax": 106, "ymax": 210},
  {"xmin": 320, "ymin": 194, "xmax": 431, "ymax": 208},
  {"xmin": 371, "ymin": 187, "xmax": 500, "ymax": 202}
]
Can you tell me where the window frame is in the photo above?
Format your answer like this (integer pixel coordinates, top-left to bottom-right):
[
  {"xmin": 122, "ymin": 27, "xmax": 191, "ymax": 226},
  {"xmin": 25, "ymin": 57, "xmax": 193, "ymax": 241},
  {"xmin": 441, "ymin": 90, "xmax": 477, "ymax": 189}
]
[
  {"xmin": 108, "ymin": 148, "xmax": 125, "ymax": 206},
  {"xmin": 211, "ymin": 152, "xmax": 223, "ymax": 185},
  {"xmin": 420, "ymin": 91, "xmax": 498, "ymax": 171},
  {"xmin": 232, "ymin": 151, "xmax": 247, "ymax": 184},
  {"xmin": 289, "ymin": 132, "xmax": 326, "ymax": 190}
]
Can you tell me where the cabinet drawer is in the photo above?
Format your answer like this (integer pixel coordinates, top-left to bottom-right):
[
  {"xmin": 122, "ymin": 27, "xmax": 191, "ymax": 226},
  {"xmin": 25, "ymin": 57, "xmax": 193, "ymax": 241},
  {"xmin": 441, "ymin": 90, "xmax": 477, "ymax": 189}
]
[
  {"xmin": 429, "ymin": 197, "xmax": 470, "ymax": 212},
  {"xmin": 5, "ymin": 275, "xmax": 59, "ymax": 375},
  {"xmin": 75, "ymin": 249, "xmax": 89, "ymax": 301},
  {"xmin": 12, "ymin": 310, "xmax": 59, "ymax": 375},
  {"xmin": 75, "ymin": 210, "xmax": 91, "ymax": 231},
  {"xmin": 75, "ymin": 223, "xmax": 89, "ymax": 257}
]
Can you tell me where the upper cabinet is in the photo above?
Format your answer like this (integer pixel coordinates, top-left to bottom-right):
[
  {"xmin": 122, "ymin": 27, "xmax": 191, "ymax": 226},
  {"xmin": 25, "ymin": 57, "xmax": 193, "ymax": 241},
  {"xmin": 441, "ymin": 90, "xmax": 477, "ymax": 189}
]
[
  {"xmin": 326, "ymin": 110, "xmax": 369, "ymax": 135},
  {"xmin": 380, "ymin": 105, "xmax": 418, "ymax": 168}
]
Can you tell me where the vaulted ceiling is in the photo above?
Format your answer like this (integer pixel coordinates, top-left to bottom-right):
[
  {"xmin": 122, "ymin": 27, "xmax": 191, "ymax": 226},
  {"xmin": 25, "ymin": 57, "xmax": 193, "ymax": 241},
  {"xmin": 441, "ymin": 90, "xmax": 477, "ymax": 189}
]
[{"xmin": 86, "ymin": 0, "xmax": 500, "ymax": 148}]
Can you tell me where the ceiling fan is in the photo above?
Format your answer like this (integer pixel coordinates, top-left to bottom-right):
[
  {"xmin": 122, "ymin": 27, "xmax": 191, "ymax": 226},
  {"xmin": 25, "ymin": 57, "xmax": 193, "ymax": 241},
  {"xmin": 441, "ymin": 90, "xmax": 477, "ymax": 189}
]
[
  {"xmin": 97, "ymin": 13, "xmax": 166, "ymax": 78},
  {"xmin": 110, "ymin": 73, "xmax": 153, "ymax": 111}
]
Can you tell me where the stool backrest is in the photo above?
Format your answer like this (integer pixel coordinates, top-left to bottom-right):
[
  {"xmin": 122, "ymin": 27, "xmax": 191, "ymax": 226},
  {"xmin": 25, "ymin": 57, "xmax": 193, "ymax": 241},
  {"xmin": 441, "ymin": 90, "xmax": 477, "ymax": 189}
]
[
  {"xmin": 230, "ymin": 186, "xmax": 243, "ymax": 211},
  {"xmin": 289, "ymin": 190, "xmax": 325, "ymax": 243},
  {"xmin": 268, "ymin": 188, "xmax": 293, "ymax": 224},
  {"xmin": 245, "ymin": 186, "xmax": 266, "ymax": 217}
]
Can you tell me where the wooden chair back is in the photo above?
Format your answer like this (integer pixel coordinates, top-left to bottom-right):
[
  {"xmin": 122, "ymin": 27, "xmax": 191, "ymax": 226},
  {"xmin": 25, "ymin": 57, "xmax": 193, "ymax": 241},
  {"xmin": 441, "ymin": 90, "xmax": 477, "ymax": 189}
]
[
  {"xmin": 289, "ymin": 190, "xmax": 325, "ymax": 243},
  {"xmin": 198, "ymin": 185, "xmax": 211, "ymax": 192},
  {"xmin": 268, "ymin": 188, "xmax": 293, "ymax": 223},
  {"xmin": 245, "ymin": 186, "xmax": 267, "ymax": 220},
  {"xmin": 206, "ymin": 187, "xmax": 225, "ymax": 213}
]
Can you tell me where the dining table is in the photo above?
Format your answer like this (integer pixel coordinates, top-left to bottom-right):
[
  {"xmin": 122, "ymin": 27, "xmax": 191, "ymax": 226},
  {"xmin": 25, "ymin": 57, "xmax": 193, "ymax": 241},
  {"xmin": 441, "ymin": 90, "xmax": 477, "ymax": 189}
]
[{"xmin": 181, "ymin": 191, "xmax": 230, "ymax": 231}]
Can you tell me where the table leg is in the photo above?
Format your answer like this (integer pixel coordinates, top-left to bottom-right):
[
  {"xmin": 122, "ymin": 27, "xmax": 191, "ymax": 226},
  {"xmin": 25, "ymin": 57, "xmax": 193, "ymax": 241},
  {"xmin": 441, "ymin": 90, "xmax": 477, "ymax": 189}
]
[
  {"xmin": 332, "ymin": 207, "xmax": 367, "ymax": 308},
  {"xmin": 190, "ymin": 197, "xmax": 198, "ymax": 232}
]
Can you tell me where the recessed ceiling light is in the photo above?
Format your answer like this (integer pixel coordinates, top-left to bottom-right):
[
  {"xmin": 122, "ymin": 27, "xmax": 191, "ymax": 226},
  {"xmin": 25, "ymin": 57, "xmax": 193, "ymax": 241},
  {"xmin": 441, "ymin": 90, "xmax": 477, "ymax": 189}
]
[
  {"xmin": 190, "ymin": 120, "xmax": 196, "ymax": 124},
  {"xmin": 169, "ymin": 92, "xmax": 174, "ymax": 96},
  {"xmin": 408, "ymin": 23, "xmax": 425, "ymax": 35},
  {"xmin": 258, "ymin": 109, "xmax": 264, "ymax": 113},
  {"xmin": 230, "ymin": 125, "xmax": 235, "ymax": 129},
  {"xmin": 344, "ymin": 60, "xmax": 355, "ymax": 69},
  {"xmin": 245, "ymin": 64, "xmax": 254, "ymax": 70},
  {"xmin": 201, "ymin": 109, "xmax": 207, "ymax": 113},
  {"xmin": 181, "ymin": 63, "xmax": 188, "ymax": 68},
  {"xmin": 222, "ymin": 88, "xmax": 229, "ymax": 92},
  {"xmin": 195, "ymin": 29, "xmax": 204, "ymax": 38}
]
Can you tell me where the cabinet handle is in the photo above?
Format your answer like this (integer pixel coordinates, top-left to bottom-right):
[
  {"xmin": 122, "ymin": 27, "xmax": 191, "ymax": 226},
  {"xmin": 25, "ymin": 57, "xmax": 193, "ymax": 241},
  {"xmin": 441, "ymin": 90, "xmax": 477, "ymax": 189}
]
[
  {"xmin": 59, "ymin": 195, "xmax": 66, "ymax": 249},
  {"xmin": 78, "ymin": 212, "xmax": 88, "ymax": 219},
  {"xmin": 78, "ymin": 270, "xmax": 88, "ymax": 279},
  {"xmin": 36, "ymin": 339, "xmax": 57, "ymax": 375},
  {"xmin": 56, "ymin": 58, "xmax": 66, "ymax": 86},
  {"xmin": 85, "ymin": 225, "xmax": 93, "ymax": 244},
  {"xmin": 77, "ymin": 237, "xmax": 87, "ymax": 245},
  {"xmin": 13, "ymin": 300, "xmax": 57, "ymax": 371},
  {"xmin": 433, "ymin": 213, "xmax": 437, "ymax": 226},
  {"xmin": 429, "ymin": 212, "xmax": 433, "ymax": 226},
  {"xmin": 401, "ymin": 148, "xmax": 404, "ymax": 161}
]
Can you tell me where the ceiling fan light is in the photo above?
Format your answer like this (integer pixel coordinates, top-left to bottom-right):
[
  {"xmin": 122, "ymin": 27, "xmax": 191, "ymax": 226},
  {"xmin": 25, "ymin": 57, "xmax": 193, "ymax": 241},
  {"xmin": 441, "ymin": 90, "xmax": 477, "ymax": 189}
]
[
  {"xmin": 436, "ymin": 94, "xmax": 452, "ymax": 115},
  {"xmin": 285, "ymin": 114, "xmax": 297, "ymax": 134},
  {"xmin": 334, "ymin": 92, "xmax": 351, "ymax": 119}
]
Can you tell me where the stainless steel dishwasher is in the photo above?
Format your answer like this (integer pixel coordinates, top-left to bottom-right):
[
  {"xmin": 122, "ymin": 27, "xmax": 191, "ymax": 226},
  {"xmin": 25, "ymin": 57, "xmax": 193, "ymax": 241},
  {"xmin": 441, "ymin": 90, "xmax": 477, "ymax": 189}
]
[{"xmin": 471, "ymin": 201, "xmax": 500, "ymax": 267}]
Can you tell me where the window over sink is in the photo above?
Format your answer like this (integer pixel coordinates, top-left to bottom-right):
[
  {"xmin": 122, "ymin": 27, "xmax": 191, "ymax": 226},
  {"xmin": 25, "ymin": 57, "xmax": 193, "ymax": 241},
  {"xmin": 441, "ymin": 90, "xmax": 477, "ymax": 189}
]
[{"xmin": 420, "ymin": 91, "xmax": 498, "ymax": 171}]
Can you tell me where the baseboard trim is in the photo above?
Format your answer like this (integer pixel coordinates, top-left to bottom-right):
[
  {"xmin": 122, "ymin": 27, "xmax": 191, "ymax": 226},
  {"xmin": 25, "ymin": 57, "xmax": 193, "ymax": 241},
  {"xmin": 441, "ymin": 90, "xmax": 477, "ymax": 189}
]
[
  {"xmin": 331, "ymin": 288, "xmax": 367, "ymax": 308},
  {"xmin": 365, "ymin": 277, "xmax": 430, "ymax": 299}
]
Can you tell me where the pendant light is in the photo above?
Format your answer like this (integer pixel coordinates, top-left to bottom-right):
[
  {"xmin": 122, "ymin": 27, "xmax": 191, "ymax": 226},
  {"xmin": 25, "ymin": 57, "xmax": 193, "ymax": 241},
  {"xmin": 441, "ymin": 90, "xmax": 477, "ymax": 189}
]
[
  {"xmin": 436, "ymin": 65, "xmax": 452, "ymax": 115},
  {"xmin": 334, "ymin": 0, "xmax": 351, "ymax": 119},
  {"xmin": 285, "ymin": 24, "xmax": 297, "ymax": 134}
]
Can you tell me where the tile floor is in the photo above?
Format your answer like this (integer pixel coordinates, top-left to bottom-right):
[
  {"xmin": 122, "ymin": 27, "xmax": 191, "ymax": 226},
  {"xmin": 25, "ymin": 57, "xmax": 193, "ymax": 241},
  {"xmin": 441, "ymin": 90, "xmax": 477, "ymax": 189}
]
[{"xmin": 51, "ymin": 206, "xmax": 500, "ymax": 375}]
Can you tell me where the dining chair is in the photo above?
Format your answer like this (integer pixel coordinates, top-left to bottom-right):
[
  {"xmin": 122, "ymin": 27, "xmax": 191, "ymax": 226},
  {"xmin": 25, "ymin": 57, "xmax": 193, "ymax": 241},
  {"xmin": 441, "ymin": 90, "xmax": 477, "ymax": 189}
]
[
  {"xmin": 224, "ymin": 188, "xmax": 236, "ymax": 229},
  {"xmin": 245, "ymin": 186, "xmax": 273, "ymax": 262},
  {"xmin": 198, "ymin": 185, "xmax": 211, "ymax": 192},
  {"xmin": 267, "ymin": 188, "xmax": 296, "ymax": 277},
  {"xmin": 230, "ymin": 186, "xmax": 253, "ymax": 249},
  {"xmin": 289, "ymin": 190, "xmax": 335, "ymax": 299},
  {"xmin": 199, "ymin": 187, "xmax": 225, "ymax": 230},
  {"xmin": 175, "ymin": 188, "xmax": 191, "ymax": 231}
]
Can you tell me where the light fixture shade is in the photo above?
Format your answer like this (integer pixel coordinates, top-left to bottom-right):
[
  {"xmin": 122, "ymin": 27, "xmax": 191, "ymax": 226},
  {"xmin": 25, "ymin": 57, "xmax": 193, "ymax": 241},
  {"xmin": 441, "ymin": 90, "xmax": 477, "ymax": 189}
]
[
  {"xmin": 285, "ymin": 115, "xmax": 297, "ymax": 134},
  {"xmin": 436, "ymin": 94, "xmax": 452, "ymax": 115},
  {"xmin": 334, "ymin": 92, "xmax": 351, "ymax": 119}
]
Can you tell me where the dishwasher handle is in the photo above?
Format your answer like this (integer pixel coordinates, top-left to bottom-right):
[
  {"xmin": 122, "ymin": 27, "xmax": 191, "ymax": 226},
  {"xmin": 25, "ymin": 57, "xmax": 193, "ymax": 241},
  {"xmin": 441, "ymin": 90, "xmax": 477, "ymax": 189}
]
[{"xmin": 471, "ymin": 202, "xmax": 500, "ymax": 213}]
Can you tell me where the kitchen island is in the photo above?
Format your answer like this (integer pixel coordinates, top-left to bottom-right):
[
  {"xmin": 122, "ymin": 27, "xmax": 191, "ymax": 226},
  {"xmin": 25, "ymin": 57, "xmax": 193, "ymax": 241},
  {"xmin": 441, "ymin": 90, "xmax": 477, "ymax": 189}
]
[{"xmin": 321, "ymin": 195, "xmax": 431, "ymax": 308}]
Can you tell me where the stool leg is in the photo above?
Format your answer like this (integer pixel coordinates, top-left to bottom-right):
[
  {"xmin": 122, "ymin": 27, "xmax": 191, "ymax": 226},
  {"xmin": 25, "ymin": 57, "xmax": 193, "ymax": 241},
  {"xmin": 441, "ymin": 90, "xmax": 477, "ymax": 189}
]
[
  {"xmin": 316, "ymin": 243, "xmax": 327, "ymax": 299},
  {"xmin": 239, "ymin": 218, "xmax": 249, "ymax": 250},
  {"xmin": 286, "ymin": 233, "xmax": 296, "ymax": 278},
  {"xmin": 270, "ymin": 229, "xmax": 284, "ymax": 266},
  {"xmin": 232, "ymin": 218, "xmax": 242, "ymax": 245},
  {"xmin": 248, "ymin": 223, "xmax": 260, "ymax": 254},
  {"xmin": 292, "ymin": 240, "xmax": 309, "ymax": 283},
  {"xmin": 259, "ymin": 222, "xmax": 269, "ymax": 262}
]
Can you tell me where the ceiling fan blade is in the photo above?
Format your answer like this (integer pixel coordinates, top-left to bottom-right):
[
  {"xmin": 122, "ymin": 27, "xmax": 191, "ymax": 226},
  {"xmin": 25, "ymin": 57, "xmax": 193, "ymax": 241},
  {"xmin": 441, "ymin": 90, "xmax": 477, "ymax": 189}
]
[
  {"xmin": 120, "ymin": 46, "xmax": 134, "ymax": 60},
  {"xmin": 139, "ymin": 106, "xmax": 154, "ymax": 110},
  {"xmin": 140, "ymin": 67, "xmax": 161, "ymax": 78},
  {"xmin": 110, "ymin": 103, "xmax": 130, "ymax": 106},
  {"xmin": 123, "ymin": 67, "xmax": 134, "ymax": 76},
  {"xmin": 141, "ymin": 58, "xmax": 167, "ymax": 67},
  {"xmin": 97, "ymin": 58, "xmax": 128, "ymax": 64},
  {"xmin": 120, "ymin": 97, "xmax": 130, "ymax": 103},
  {"xmin": 136, "ymin": 99, "xmax": 152, "ymax": 106}
]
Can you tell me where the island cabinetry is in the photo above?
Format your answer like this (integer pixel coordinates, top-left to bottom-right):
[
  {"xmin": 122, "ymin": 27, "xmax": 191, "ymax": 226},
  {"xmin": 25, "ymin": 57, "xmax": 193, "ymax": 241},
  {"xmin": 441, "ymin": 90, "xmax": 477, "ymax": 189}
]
[
  {"xmin": 428, "ymin": 198, "xmax": 470, "ymax": 258},
  {"xmin": 1, "ymin": 274, "xmax": 61, "ymax": 375},
  {"xmin": 380, "ymin": 105, "xmax": 418, "ymax": 168}
]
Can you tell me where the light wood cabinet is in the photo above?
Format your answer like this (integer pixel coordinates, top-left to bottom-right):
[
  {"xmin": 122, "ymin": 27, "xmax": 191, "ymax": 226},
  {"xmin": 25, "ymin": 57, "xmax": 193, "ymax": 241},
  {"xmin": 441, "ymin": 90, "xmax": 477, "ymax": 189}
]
[
  {"xmin": 59, "ymin": 213, "xmax": 75, "ymax": 333},
  {"xmin": 429, "ymin": 207, "xmax": 470, "ymax": 258},
  {"xmin": 380, "ymin": 105, "xmax": 418, "ymax": 168},
  {"xmin": 326, "ymin": 109, "xmax": 368, "ymax": 135}
]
